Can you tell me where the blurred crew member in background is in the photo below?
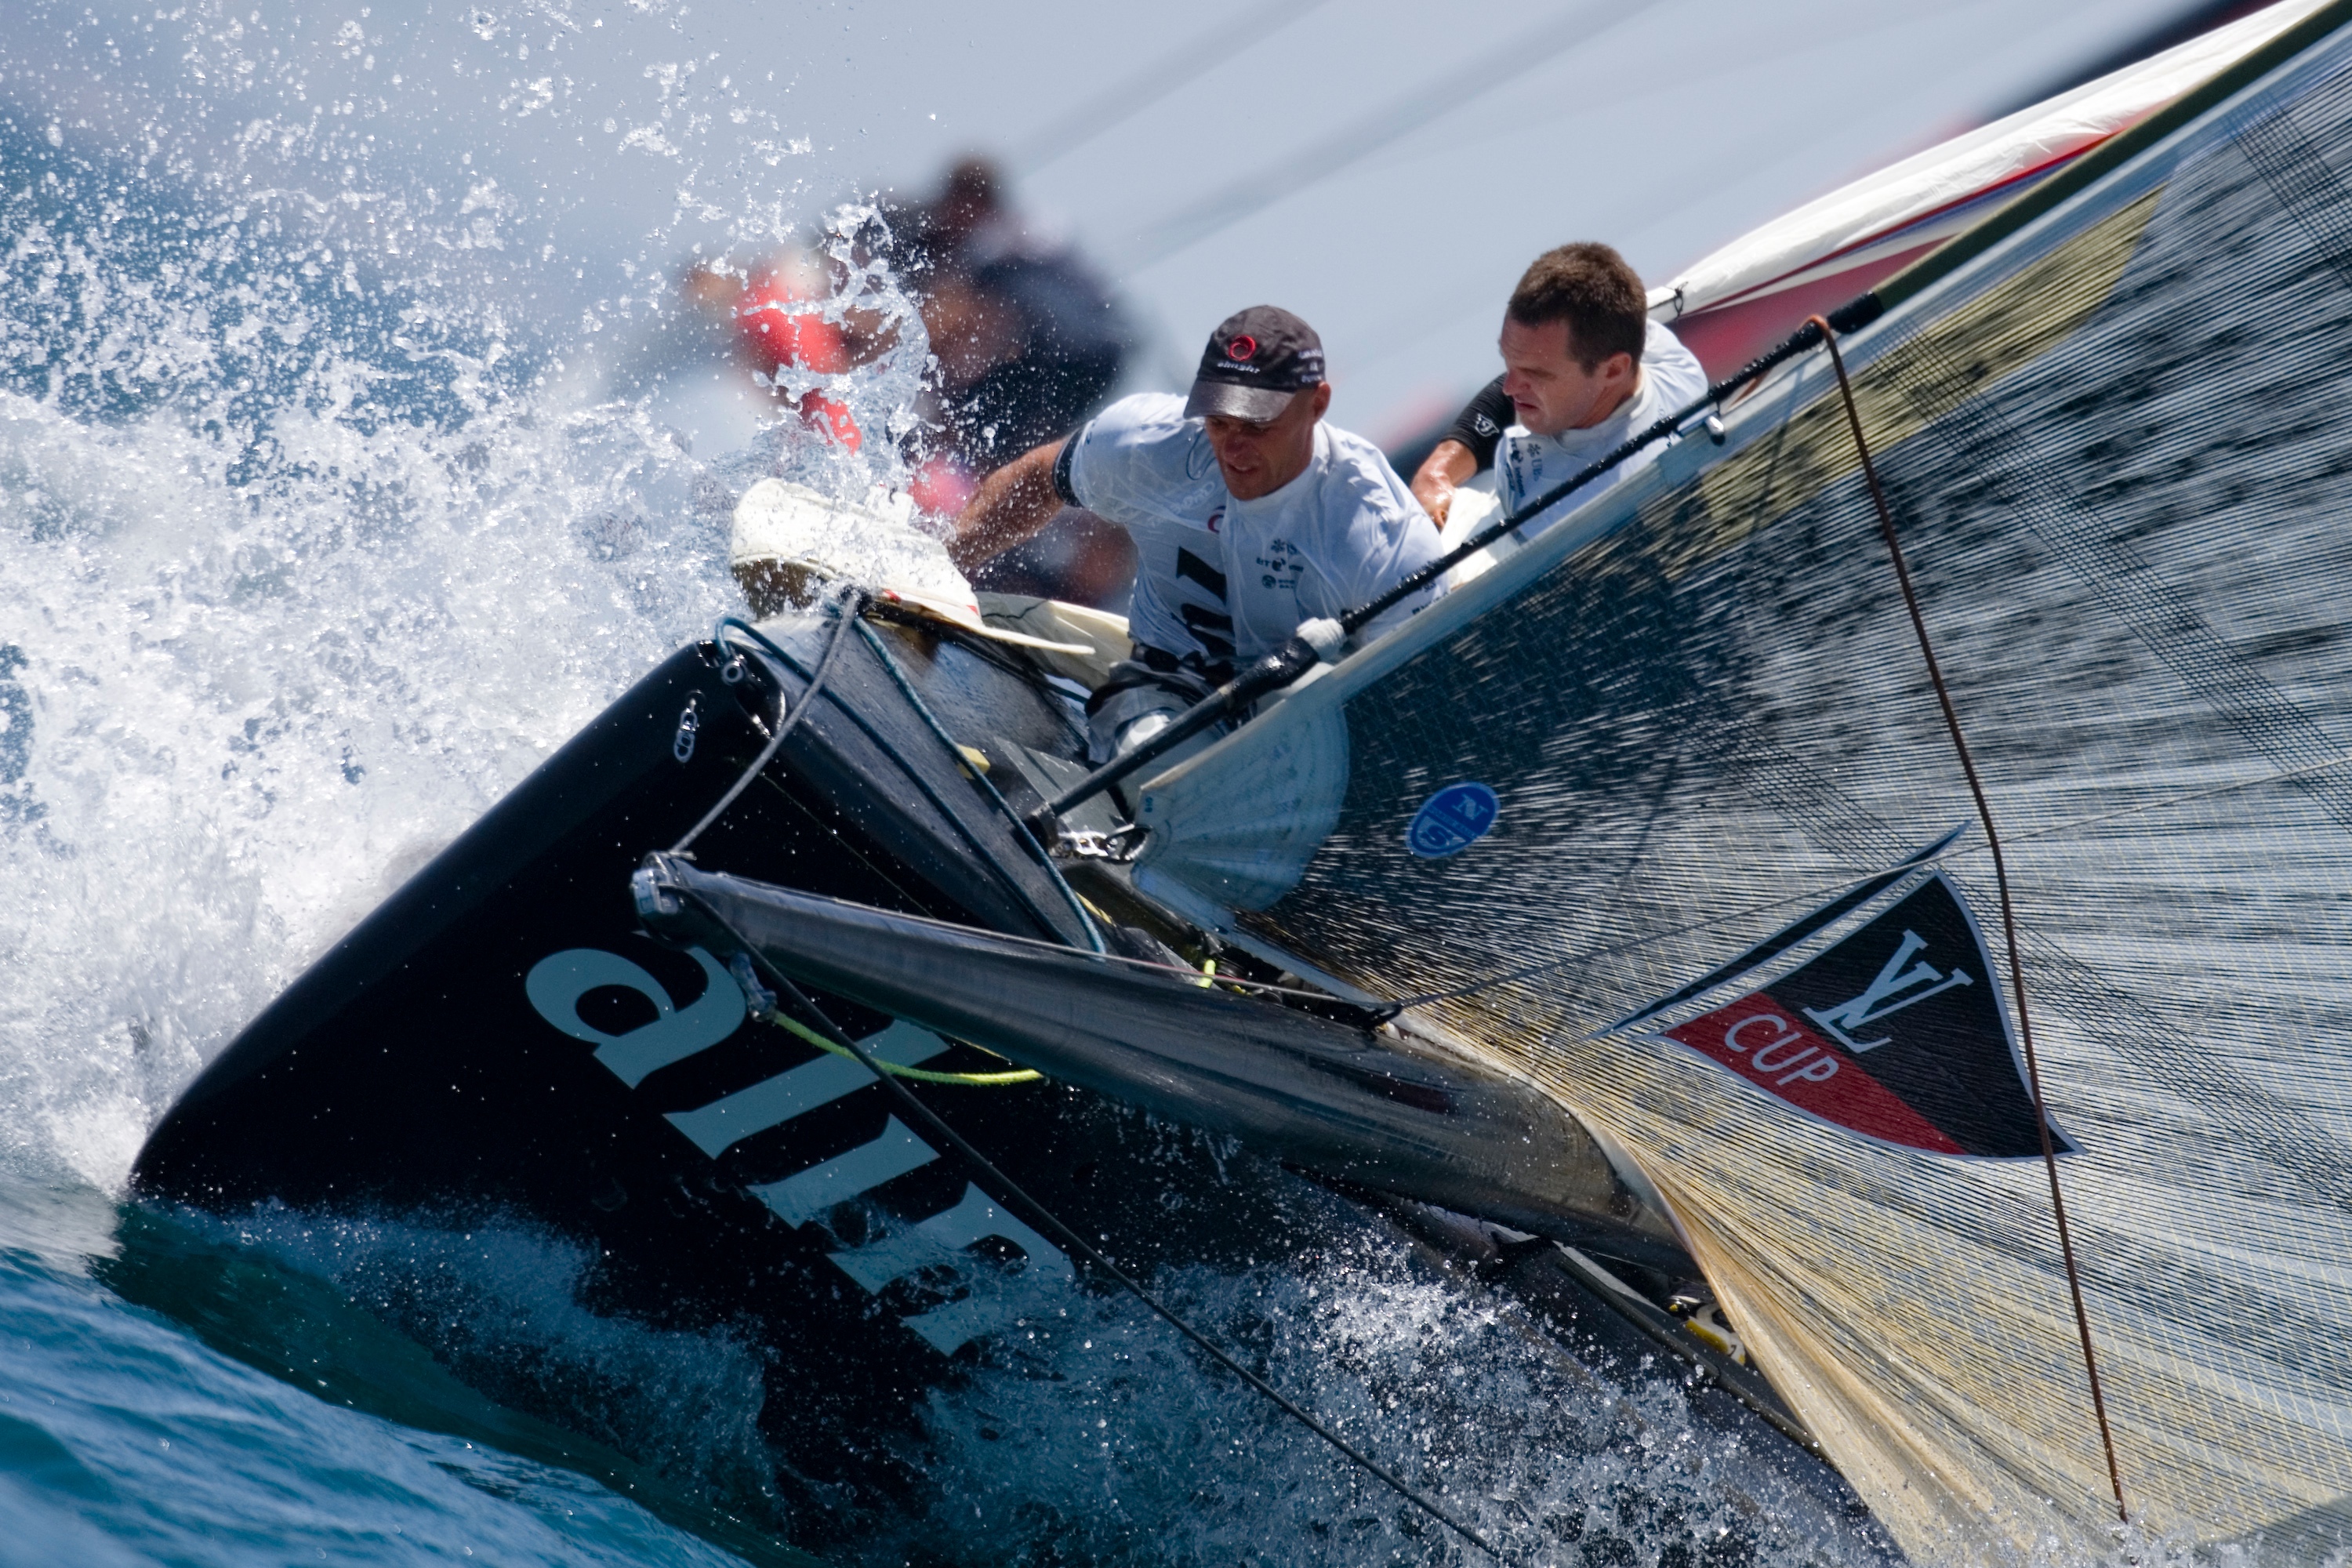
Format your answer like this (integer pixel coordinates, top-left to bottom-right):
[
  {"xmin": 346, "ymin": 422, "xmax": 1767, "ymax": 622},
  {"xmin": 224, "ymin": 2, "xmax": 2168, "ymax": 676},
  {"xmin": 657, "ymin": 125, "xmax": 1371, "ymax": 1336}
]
[
  {"xmin": 684, "ymin": 157, "xmax": 1134, "ymax": 604},
  {"xmin": 684, "ymin": 245, "xmax": 864, "ymax": 450},
  {"xmin": 950, "ymin": 306, "xmax": 1443, "ymax": 764},
  {"xmin": 1410, "ymin": 242, "xmax": 1704, "ymax": 529},
  {"xmin": 901, "ymin": 157, "xmax": 1129, "ymax": 472}
]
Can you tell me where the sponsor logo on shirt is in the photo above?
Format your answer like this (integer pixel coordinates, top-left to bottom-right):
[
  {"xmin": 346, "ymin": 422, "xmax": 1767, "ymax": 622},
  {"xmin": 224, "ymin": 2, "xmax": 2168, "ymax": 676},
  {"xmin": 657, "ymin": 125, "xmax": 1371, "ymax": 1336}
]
[{"xmin": 1256, "ymin": 537, "xmax": 1301, "ymax": 593}]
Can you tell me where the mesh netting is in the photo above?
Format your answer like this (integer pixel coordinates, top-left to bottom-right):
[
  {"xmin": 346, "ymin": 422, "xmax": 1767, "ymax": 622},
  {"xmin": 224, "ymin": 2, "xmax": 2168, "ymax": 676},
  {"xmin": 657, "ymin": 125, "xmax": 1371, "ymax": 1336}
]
[{"xmin": 1140, "ymin": 21, "xmax": 2352, "ymax": 1560}]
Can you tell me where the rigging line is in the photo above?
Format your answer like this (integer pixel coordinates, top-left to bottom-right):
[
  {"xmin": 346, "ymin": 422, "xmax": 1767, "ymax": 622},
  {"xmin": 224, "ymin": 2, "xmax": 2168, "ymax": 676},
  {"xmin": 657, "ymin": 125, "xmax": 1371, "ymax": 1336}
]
[
  {"xmin": 686, "ymin": 902, "xmax": 1518, "ymax": 1566},
  {"xmin": 916, "ymin": 612, "xmax": 1091, "ymax": 751},
  {"xmin": 1392, "ymin": 858, "xmax": 1952, "ymax": 1018},
  {"xmin": 1336, "ymin": 144, "xmax": 1763, "ymax": 393},
  {"xmin": 757, "ymin": 1007, "xmax": 1041, "ymax": 1087},
  {"xmin": 1807, "ymin": 314, "xmax": 2129, "ymax": 1526},
  {"xmin": 1994, "ymin": 749, "xmax": 2352, "ymax": 848},
  {"xmin": 1384, "ymin": 738, "xmax": 2352, "ymax": 1019},
  {"xmin": 851, "ymin": 616, "xmax": 1107, "ymax": 954},
  {"xmin": 1037, "ymin": 292, "xmax": 1885, "ymax": 826},
  {"xmin": 1005, "ymin": 0, "xmax": 1334, "ymax": 180},
  {"xmin": 1301, "ymin": 0, "xmax": 1976, "ymax": 383},
  {"xmin": 1116, "ymin": 0, "xmax": 1672, "ymax": 270},
  {"xmin": 719, "ymin": 617, "xmax": 1076, "ymax": 943},
  {"xmin": 1388, "ymin": 739, "xmax": 2352, "ymax": 1018},
  {"xmin": 672, "ymin": 593, "xmax": 865, "ymax": 856},
  {"xmin": 682, "ymin": 881, "xmax": 1384, "ymax": 1012},
  {"xmin": 1396, "ymin": 832, "xmax": 1965, "ymax": 1017}
]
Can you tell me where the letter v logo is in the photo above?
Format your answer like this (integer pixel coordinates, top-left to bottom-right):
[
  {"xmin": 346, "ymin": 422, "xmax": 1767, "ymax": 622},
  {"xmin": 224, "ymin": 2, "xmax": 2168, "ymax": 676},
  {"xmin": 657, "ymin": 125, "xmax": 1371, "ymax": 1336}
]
[{"xmin": 1800, "ymin": 929, "xmax": 1973, "ymax": 1053}]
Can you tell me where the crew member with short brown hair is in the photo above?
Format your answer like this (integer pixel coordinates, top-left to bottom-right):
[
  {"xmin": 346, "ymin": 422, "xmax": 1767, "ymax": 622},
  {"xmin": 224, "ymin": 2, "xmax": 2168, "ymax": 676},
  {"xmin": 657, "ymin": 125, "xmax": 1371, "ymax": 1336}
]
[
  {"xmin": 1410, "ymin": 242, "xmax": 1705, "ymax": 529},
  {"xmin": 952, "ymin": 305, "xmax": 1443, "ymax": 764}
]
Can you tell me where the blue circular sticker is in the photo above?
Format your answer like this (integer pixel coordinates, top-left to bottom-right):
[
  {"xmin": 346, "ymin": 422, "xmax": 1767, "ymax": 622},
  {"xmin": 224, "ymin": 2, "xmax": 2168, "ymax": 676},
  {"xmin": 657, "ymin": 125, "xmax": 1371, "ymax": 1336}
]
[{"xmin": 1406, "ymin": 782, "xmax": 1500, "ymax": 858}]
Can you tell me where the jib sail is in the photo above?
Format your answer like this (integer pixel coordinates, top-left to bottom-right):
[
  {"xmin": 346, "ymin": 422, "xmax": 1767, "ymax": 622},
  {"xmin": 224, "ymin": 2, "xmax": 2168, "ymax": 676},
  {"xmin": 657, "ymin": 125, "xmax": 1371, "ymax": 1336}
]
[{"xmin": 1126, "ymin": 1, "xmax": 2352, "ymax": 1555}]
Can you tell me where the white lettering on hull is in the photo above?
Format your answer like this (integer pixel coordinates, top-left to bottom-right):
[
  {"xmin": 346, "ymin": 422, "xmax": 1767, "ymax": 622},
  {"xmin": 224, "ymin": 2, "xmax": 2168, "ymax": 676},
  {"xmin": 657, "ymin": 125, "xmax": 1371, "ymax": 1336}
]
[
  {"xmin": 750, "ymin": 1115, "xmax": 941, "ymax": 1227},
  {"xmin": 831, "ymin": 1183, "xmax": 1076, "ymax": 1352},
  {"xmin": 666, "ymin": 1022, "xmax": 950, "ymax": 1158},
  {"xmin": 526, "ymin": 942, "xmax": 1076, "ymax": 1355},
  {"xmin": 524, "ymin": 947, "xmax": 745, "ymax": 1087}
]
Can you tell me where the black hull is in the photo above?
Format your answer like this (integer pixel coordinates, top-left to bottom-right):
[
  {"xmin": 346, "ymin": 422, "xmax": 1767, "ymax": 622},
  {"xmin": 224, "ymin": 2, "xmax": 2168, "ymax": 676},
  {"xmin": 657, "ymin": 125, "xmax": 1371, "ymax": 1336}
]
[{"xmin": 129, "ymin": 615, "xmax": 1313, "ymax": 1530}]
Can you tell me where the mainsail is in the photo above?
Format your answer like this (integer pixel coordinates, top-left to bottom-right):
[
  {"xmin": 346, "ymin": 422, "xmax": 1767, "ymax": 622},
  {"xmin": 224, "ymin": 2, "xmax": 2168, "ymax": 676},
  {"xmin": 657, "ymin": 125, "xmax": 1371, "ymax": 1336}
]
[{"xmin": 1125, "ymin": 2, "xmax": 2352, "ymax": 1555}]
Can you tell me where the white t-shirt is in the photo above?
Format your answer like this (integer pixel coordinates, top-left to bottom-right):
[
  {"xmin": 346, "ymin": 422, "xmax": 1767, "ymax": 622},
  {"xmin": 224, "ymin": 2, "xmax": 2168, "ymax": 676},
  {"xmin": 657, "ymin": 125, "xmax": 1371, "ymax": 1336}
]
[
  {"xmin": 1495, "ymin": 321, "xmax": 1708, "ymax": 523},
  {"xmin": 1064, "ymin": 393, "xmax": 1444, "ymax": 666}
]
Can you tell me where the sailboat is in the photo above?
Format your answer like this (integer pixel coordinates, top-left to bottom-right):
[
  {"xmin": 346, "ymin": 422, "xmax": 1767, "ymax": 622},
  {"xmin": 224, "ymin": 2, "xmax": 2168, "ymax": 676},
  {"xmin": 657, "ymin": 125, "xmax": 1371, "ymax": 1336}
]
[{"xmin": 133, "ymin": 0, "xmax": 2352, "ymax": 1555}]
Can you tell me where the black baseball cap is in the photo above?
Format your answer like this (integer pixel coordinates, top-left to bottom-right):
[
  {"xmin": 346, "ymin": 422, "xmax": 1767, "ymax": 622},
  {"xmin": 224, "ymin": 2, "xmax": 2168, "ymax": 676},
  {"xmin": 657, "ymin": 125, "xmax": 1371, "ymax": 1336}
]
[{"xmin": 1183, "ymin": 305, "xmax": 1326, "ymax": 421}]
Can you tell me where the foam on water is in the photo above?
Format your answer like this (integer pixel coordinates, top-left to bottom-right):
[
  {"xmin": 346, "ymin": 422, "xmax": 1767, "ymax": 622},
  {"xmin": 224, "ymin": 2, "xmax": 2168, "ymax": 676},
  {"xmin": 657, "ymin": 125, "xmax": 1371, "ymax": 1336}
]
[
  {"xmin": 876, "ymin": 1218, "xmax": 1868, "ymax": 1567},
  {"xmin": 140, "ymin": 1154, "xmax": 1893, "ymax": 1566},
  {"xmin": 212, "ymin": 1207, "xmax": 781, "ymax": 1511},
  {"xmin": 0, "ymin": 21, "xmax": 941, "ymax": 1546},
  {"xmin": 0, "ymin": 376, "xmax": 729, "ymax": 1186}
]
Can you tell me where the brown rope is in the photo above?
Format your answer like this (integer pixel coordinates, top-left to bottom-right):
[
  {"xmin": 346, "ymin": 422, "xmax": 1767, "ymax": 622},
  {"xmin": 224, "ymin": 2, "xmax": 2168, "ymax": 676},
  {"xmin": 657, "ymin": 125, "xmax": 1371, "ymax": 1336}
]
[{"xmin": 1807, "ymin": 316, "xmax": 2129, "ymax": 1526}]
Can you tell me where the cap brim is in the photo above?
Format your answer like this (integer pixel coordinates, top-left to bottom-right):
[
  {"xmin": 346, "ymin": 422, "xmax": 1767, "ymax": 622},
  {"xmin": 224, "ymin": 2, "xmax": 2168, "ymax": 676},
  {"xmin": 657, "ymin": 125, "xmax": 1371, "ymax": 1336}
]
[{"xmin": 1183, "ymin": 380, "xmax": 1298, "ymax": 421}]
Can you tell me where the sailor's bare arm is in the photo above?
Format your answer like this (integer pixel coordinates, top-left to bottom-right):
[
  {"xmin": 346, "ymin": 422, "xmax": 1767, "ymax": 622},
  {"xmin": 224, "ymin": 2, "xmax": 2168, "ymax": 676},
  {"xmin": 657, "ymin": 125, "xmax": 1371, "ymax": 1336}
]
[
  {"xmin": 949, "ymin": 438, "xmax": 1066, "ymax": 575},
  {"xmin": 1410, "ymin": 439, "xmax": 1478, "ymax": 528}
]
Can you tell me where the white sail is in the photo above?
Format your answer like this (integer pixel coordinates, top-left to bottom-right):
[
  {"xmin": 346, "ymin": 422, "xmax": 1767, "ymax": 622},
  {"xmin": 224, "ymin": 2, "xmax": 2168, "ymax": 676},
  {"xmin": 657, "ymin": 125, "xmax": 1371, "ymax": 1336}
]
[{"xmin": 1127, "ymin": 5, "xmax": 2352, "ymax": 1556}]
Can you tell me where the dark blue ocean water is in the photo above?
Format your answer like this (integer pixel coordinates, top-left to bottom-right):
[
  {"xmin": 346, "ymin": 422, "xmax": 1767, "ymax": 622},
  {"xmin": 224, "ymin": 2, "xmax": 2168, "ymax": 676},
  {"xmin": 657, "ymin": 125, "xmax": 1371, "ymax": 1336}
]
[
  {"xmin": 0, "ymin": 1183, "xmax": 750, "ymax": 1567},
  {"xmin": 0, "ymin": 1164, "xmax": 1899, "ymax": 1567}
]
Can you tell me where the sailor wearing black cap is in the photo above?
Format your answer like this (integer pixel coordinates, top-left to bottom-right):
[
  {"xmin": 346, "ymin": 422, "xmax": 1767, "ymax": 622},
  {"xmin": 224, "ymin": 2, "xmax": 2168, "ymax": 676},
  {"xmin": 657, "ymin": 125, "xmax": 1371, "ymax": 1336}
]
[{"xmin": 951, "ymin": 305, "xmax": 1443, "ymax": 764}]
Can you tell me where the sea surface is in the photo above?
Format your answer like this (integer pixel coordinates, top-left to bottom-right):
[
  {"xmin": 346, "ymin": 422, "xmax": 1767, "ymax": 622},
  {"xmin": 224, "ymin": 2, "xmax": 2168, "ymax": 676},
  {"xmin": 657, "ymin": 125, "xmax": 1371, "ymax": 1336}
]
[{"xmin": 0, "ymin": 10, "xmax": 1904, "ymax": 1565}]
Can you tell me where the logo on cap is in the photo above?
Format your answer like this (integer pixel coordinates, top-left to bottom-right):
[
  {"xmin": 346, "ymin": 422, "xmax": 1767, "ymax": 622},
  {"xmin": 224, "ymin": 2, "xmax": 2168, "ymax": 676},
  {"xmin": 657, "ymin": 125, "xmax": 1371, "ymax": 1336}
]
[{"xmin": 1226, "ymin": 335, "xmax": 1258, "ymax": 362}]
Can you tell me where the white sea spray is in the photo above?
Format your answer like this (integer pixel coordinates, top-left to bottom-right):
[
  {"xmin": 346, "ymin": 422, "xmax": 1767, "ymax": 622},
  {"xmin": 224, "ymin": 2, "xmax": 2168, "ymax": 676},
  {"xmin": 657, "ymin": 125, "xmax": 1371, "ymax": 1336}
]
[{"xmin": 0, "ymin": 2, "xmax": 937, "ymax": 1193}]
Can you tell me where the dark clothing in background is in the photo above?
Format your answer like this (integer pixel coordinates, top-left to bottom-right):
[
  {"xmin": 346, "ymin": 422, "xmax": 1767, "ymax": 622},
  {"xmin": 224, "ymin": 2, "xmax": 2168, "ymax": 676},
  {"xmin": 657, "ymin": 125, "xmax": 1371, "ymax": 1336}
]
[
  {"xmin": 948, "ymin": 238, "xmax": 1127, "ymax": 463},
  {"xmin": 1442, "ymin": 376, "xmax": 1514, "ymax": 471}
]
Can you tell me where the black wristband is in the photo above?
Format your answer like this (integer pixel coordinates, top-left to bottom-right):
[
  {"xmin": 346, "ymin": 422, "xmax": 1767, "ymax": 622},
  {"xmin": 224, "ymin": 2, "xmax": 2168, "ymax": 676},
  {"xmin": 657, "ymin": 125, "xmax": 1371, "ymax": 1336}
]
[
  {"xmin": 1051, "ymin": 432, "xmax": 1082, "ymax": 507},
  {"xmin": 1441, "ymin": 376, "xmax": 1512, "ymax": 470}
]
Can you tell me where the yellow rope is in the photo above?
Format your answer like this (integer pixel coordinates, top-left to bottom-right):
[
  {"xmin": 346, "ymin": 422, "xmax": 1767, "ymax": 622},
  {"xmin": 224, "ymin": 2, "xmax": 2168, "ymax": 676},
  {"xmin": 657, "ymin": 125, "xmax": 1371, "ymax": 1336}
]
[{"xmin": 758, "ymin": 1010, "xmax": 1043, "ymax": 1087}]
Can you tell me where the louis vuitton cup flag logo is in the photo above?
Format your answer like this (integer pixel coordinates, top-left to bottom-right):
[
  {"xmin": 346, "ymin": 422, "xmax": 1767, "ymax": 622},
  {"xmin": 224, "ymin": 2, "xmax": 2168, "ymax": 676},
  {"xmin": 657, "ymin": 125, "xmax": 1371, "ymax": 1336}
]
[{"xmin": 1636, "ymin": 869, "xmax": 2071, "ymax": 1158}]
